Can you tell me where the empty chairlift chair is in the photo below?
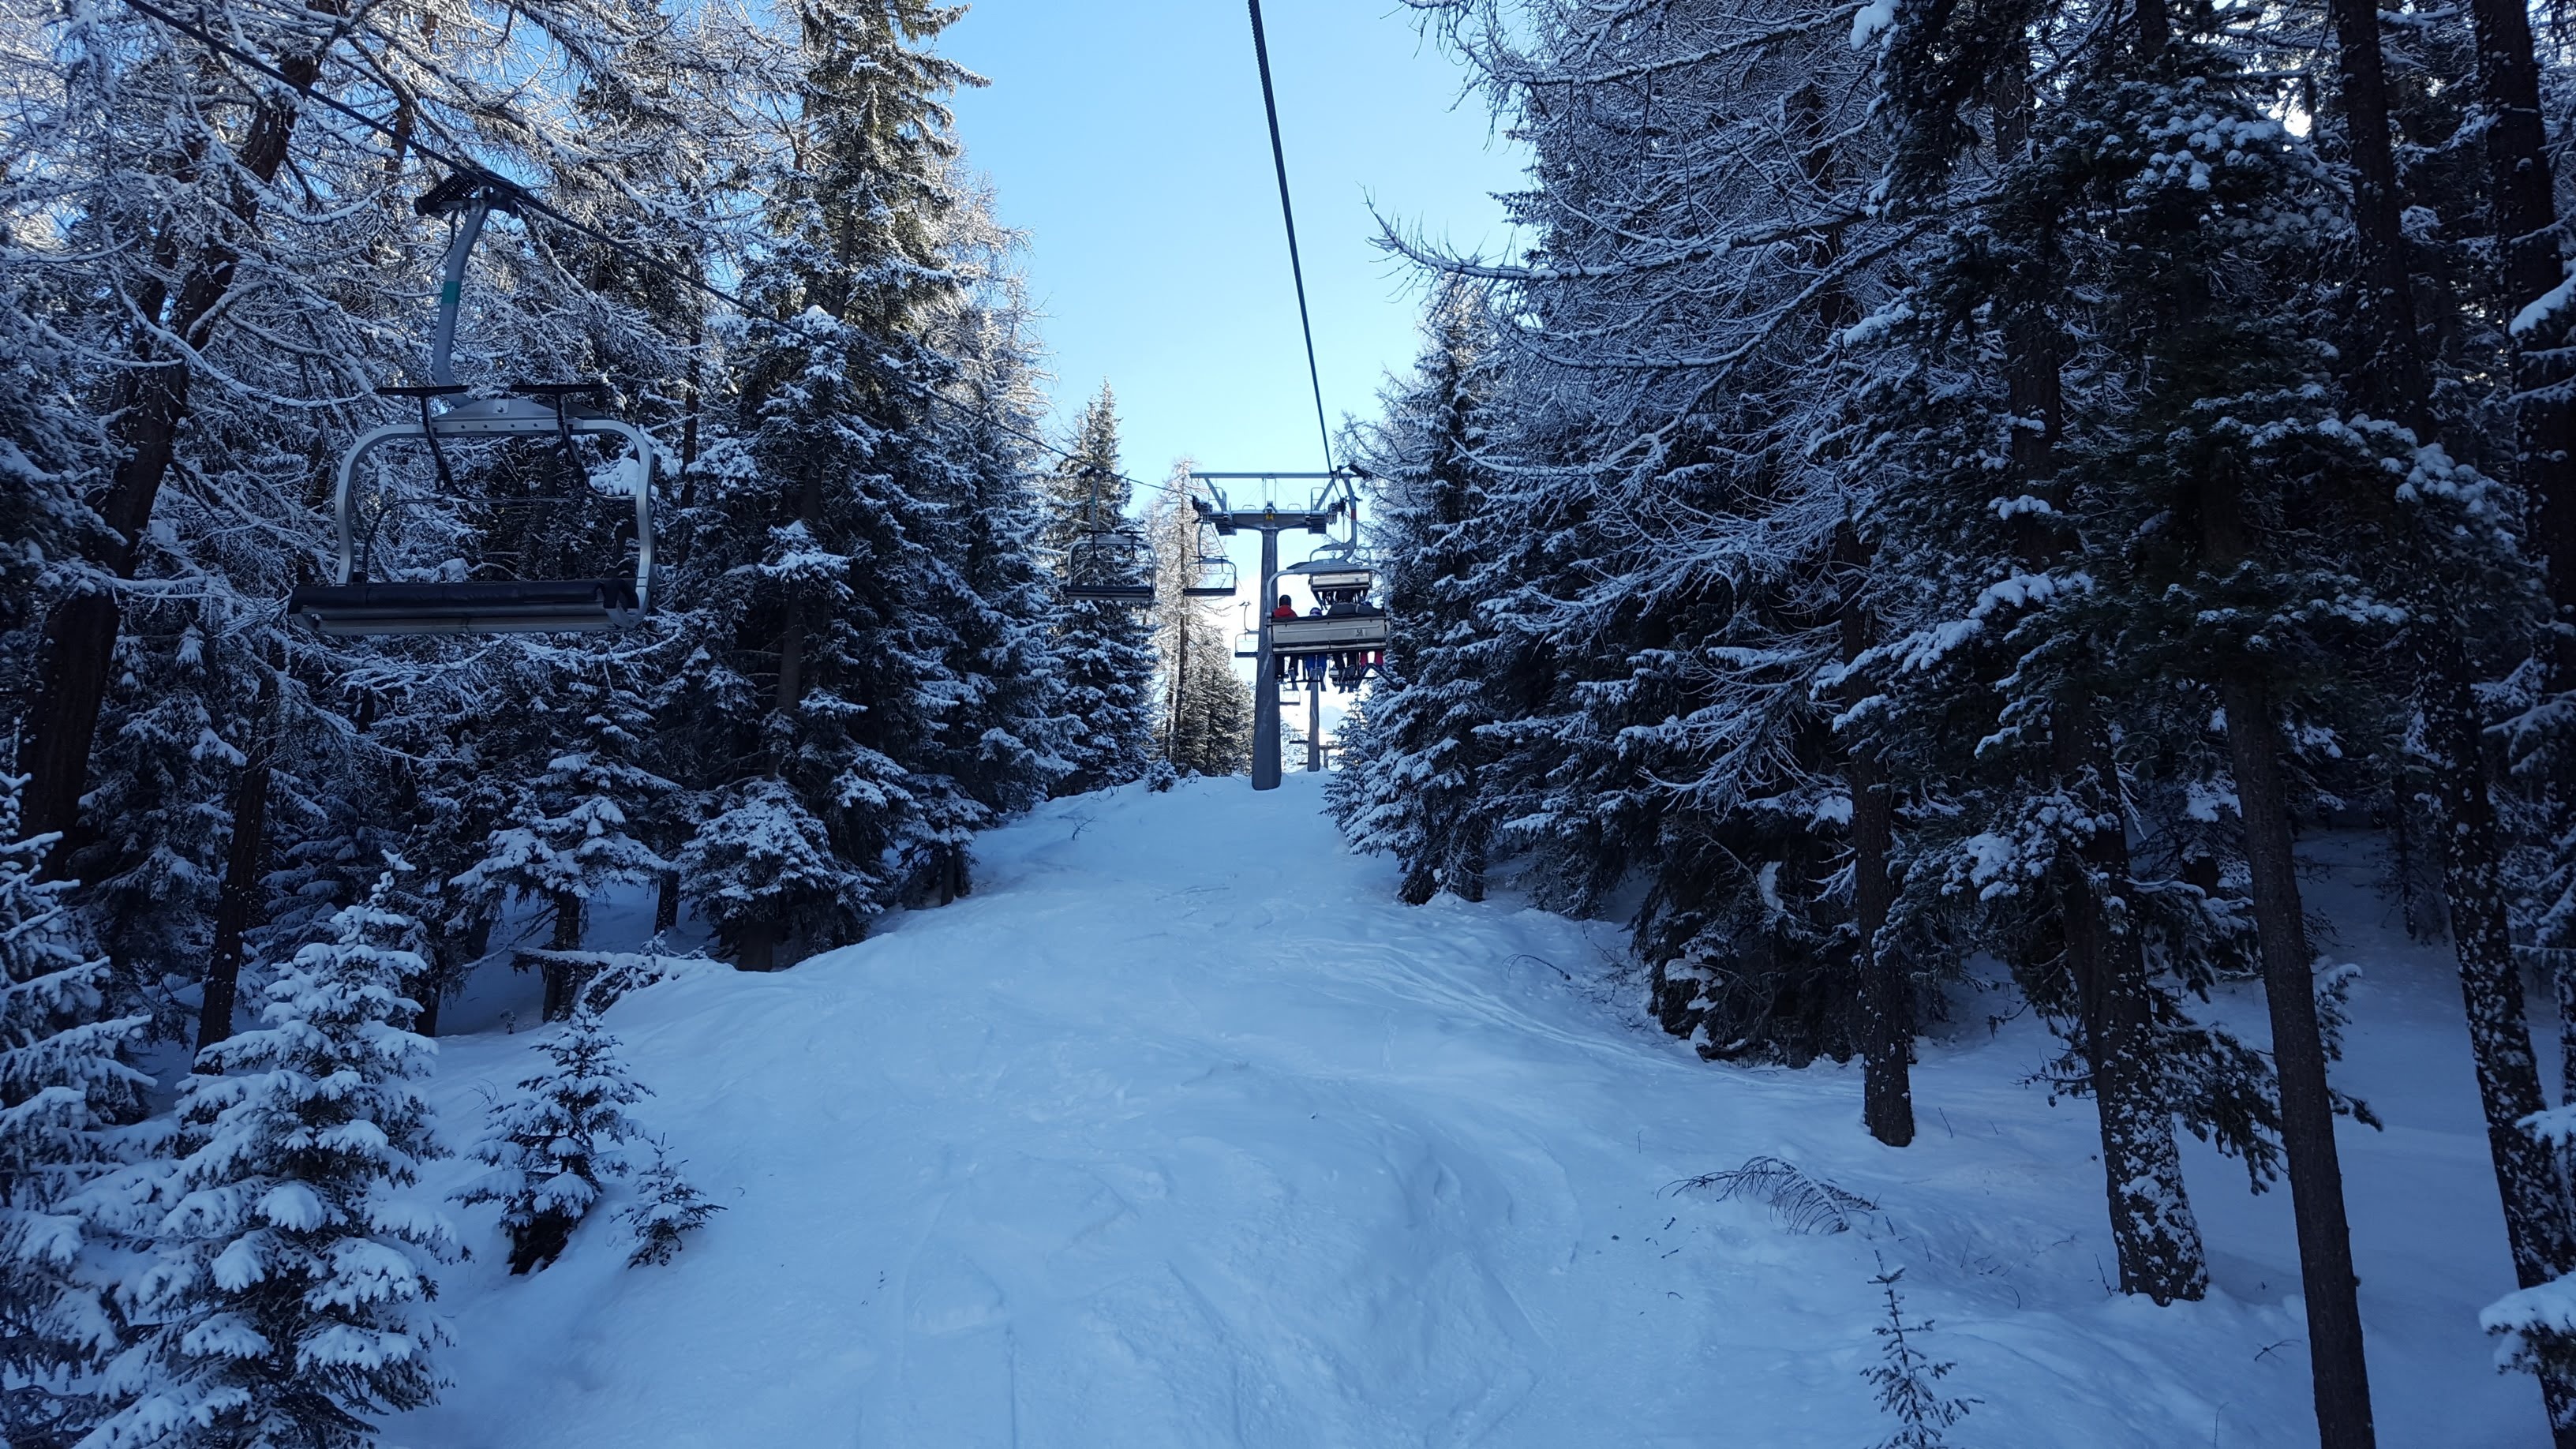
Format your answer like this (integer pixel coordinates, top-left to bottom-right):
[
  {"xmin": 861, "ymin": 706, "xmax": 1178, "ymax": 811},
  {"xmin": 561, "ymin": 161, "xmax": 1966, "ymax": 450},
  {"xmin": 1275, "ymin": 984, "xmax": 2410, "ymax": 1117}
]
[
  {"xmin": 1180, "ymin": 518, "xmax": 1239, "ymax": 599},
  {"xmin": 1061, "ymin": 466, "xmax": 1156, "ymax": 605},
  {"xmin": 286, "ymin": 172, "xmax": 657, "ymax": 637}
]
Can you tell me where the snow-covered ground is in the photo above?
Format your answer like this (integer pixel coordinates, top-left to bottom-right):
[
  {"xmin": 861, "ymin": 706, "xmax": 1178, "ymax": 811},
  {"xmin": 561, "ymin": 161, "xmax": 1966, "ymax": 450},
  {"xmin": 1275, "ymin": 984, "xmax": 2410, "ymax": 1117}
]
[{"xmin": 395, "ymin": 773, "xmax": 2541, "ymax": 1447}]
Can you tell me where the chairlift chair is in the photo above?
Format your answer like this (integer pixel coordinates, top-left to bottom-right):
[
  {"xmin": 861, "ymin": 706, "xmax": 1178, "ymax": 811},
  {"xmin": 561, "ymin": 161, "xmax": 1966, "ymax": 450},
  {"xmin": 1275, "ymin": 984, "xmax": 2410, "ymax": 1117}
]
[
  {"xmin": 286, "ymin": 172, "xmax": 656, "ymax": 636},
  {"xmin": 1181, "ymin": 520, "xmax": 1238, "ymax": 598},
  {"xmin": 1061, "ymin": 466, "xmax": 1156, "ymax": 605}
]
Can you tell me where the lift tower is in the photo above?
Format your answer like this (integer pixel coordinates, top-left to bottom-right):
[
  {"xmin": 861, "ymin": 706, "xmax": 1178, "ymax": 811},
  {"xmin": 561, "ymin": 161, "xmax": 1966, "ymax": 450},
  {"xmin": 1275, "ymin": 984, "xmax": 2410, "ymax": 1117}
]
[{"xmin": 1192, "ymin": 473, "xmax": 1345, "ymax": 790}]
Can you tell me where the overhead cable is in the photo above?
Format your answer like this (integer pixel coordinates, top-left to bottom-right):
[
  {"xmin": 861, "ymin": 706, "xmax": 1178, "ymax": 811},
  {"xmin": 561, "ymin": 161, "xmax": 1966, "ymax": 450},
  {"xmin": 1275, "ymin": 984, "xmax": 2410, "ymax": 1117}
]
[{"xmin": 1245, "ymin": 0, "xmax": 1337, "ymax": 475}]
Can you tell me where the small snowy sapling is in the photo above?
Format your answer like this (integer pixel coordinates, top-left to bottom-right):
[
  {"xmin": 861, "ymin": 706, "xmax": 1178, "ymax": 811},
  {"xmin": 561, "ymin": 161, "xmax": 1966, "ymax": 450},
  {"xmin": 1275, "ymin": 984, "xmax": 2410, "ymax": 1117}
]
[
  {"xmin": 616, "ymin": 1144, "xmax": 722, "ymax": 1267},
  {"xmin": 1863, "ymin": 1260, "xmax": 1974, "ymax": 1449},
  {"xmin": 455, "ymin": 1008, "xmax": 650, "ymax": 1274}
]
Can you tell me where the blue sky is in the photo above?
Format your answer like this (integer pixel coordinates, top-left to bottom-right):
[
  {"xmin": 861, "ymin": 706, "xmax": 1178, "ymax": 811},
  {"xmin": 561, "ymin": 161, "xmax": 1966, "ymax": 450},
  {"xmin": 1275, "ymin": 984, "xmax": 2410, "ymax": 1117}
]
[{"xmin": 942, "ymin": 2, "xmax": 1526, "ymax": 545}]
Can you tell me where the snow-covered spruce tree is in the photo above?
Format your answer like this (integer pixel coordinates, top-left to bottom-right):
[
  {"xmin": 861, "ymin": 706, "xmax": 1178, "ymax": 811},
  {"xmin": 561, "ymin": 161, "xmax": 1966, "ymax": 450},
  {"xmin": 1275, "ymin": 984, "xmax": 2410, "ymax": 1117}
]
[
  {"xmin": 666, "ymin": 0, "xmax": 996, "ymax": 969},
  {"xmin": 1149, "ymin": 466, "xmax": 1250, "ymax": 779},
  {"xmin": 1881, "ymin": 1, "xmax": 2442, "ymax": 1429},
  {"xmin": 1331, "ymin": 286, "xmax": 1500, "ymax": 904},
  {"xmin": 1391, "ymin": 0, "xmax": 1916, "ymax": 1084},
  {"xmin": 0, "ymin": 769, "xmax": 152, "ymax": 1443},
  {"xmin": 907, "ymin": 238, "xmax": 1073, "ymax": 891},
  {"xmin": 94, "ymin": 869, "xmax": 451, "ymax": 1448},
  {"xmin": 1852, "ymin": 0, "xmax": 2256, "ymax": 1304},
  {"xmin": 616, "ymin": 1145, "xmax": 721, "ymax": 1268},
  {"xmin": 452, "ymin": 649, "xmax": 678, "ymax": 1017},
  {"xmin": 1044, "ymin": 388, "xmax": 1159, "ymax": 796},
  {"xmin": 456, "ymin": 1009, "xmax": 652, "ymax": 1274}
]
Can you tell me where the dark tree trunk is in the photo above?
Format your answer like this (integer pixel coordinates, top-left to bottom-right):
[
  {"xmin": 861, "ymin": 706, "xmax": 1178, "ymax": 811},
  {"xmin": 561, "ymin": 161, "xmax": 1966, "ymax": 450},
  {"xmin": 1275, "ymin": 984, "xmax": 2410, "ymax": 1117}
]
[
  {"xmin": 1837, "ymin": 520, "xmax": 1913, "ymax": 1148},
  {"xmin": 1998, "ymin": 57, "xmax": 2207, "ymax": 1297},
  {"xmin": 2222, "ymin": 679, "xmax": 2379, "ymax": 1448},
  {"xmin": 2466, "ymin": 0, "xmax": 2576, "ymax": 692},
  {"xmin": 2058, "ymin": 724, "xmax": 2211, "ymax": 1301},
  {"xmin": 2342, "ymin": 0, "xmax": 2574, "ymax": 1434},
  {"xmin": 653, "ymin": 869, "xmax": 681, "ymax": 937},
  {"xmin": 734, "ymin": 920, "xmax": 779, "ymax": 974},
  {"xmin": 2426, "ymin": 668, "xmax": 2576, "ymax": 1442},
  {"xmin": 2325, "ymin": 0, "xmax": 2429, "ymax": 424},
  {"xmin": 14, "ymin": 39, "xmax": 329, "ymax": 867},
  {"xmin": 196, "ymin": 750, "xmax": 271, "ymax": 1063},
  {"xmin": 541, "ymin": 891, "xmax": 585, "ymax": 1019}
]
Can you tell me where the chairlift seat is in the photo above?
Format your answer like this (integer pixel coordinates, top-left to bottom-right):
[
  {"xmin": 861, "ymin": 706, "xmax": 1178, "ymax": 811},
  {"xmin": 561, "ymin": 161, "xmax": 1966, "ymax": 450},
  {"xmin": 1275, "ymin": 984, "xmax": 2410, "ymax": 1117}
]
[
  {"xmin": 1182, "ymin": 583, "xmax": 1236, "ymax": 598},
  {"xmin": 1064, "ymin": 582, "xmax": 1156, "ymax": 605},
  {"xmin": 1268, "ymin": 612, "xmax": 1391, "ymax": 653},
  {"xmin": 289, "ymin": 578, "xmax": 644, "ymax": 635}
]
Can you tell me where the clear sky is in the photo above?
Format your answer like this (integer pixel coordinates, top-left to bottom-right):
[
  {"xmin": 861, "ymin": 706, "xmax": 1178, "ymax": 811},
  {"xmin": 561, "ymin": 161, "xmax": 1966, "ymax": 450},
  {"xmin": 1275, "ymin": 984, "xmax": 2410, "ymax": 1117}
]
[{"xmin": 942, "ymin": 1, "xmax": 1526, "ymax": 567}]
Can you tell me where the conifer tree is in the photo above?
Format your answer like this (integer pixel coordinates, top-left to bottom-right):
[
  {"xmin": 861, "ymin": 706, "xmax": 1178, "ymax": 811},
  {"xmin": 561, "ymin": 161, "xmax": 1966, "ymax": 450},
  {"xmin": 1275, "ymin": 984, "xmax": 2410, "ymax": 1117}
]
[
  {"xmin": 456, "ymin": 1009, "xmax": 654, "ymax": 1275},
  {"xmin": 454, "ymin": 650, "xmax": 677, "ymax": 1014},
  {"xmin": 1150, "ymin": 466, "xmax": 1251, "ymax": 778},
  {"xmin": 95, "ymin": 869, "xmax": 451, "ymax": 1448},
  {"xmin": 616, "ymin": 1146, "xmax": 721, "ymax": 1268},
  {"xmin": 0, "ymin": 769, "xmax": 151, "ymax": 1443},
  {"xmin": 1332, "ymin": 290, "xmax": 1500, "ymax": 903},
  {"xmin": 1045, "ymin": 388, "xmax": 1158, "ymax": 796},
  {"xmin": 666, "ymin": 0, "xmax": 990, "ymax": 967}
]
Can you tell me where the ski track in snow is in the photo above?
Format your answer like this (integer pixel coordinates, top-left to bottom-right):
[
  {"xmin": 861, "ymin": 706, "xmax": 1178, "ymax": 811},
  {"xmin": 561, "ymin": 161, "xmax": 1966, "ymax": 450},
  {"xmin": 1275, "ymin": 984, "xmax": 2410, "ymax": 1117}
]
[{"xmin": 397, "ymin": 775, "xmax": 2537, "ymax": 1447}]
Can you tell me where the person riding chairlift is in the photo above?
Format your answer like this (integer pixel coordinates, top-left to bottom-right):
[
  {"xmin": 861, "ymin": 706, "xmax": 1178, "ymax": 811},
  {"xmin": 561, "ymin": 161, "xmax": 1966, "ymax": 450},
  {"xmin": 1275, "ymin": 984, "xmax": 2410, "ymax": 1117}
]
[{"xmin": 1271, "ymin": 594, "xmax": 1297, "ymax": 682}]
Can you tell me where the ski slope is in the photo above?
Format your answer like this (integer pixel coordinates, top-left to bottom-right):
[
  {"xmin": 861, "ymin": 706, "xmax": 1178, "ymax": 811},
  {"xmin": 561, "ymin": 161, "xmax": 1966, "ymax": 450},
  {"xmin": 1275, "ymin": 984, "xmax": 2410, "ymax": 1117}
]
[{"xmin": 399, "ymin": 773, "xmax": 2538, "ymax": 1447}]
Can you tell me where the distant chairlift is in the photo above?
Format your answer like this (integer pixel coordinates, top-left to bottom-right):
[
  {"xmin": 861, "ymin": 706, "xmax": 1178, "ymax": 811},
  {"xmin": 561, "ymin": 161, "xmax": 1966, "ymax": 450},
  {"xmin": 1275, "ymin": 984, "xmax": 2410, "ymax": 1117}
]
[
  {"xmin": 1062, "ymin": 466, "xmax": 1156, "ymax": 605},
  {"xmin": 287, "ymin": 171, "xmax": 657, "ymax": 636}
]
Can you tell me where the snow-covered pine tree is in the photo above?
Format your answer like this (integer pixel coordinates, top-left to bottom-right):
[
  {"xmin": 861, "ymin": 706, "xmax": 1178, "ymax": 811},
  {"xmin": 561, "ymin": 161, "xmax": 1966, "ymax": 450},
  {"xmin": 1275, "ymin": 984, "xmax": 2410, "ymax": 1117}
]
[
  {"xmin": 1045, "ymin": 388, "xmax": 1159, "ymax": 796},
  {"xmin": 1149, "ymin": 466, "xmax": 1250, "ymax": 778},
  {"xmin": 95, "ymin": 868, "xmax": 451, "ymax": 1447},
  {"xmin": 1388, "ymin": 0, "xmax": 1911, "ymax": 1074},
  {"xmin": 456, "ymin": 1009, "xmax": 653, "ymax": 1274},
  {"xmin": 453, "ymin": 650, "xmax": 677, "ymax": 1017},
  {"xmin": 1331, "ymin": 286, "xmax": 1500, "ymax": 903},
  {"xmin": 666, "ymin": 0, "xmax": 990, "ymax": 968},
  {"xmin": 616, "ymin": 1145, "xmax": 721, "ymax": 1268},
  {"xmin": 908, "ymin": 235, "xmax": 1074, "ymax": 883},
  {"xmin": 0, "ymin": 769, "xmax": 152, "ymax": 1443}
]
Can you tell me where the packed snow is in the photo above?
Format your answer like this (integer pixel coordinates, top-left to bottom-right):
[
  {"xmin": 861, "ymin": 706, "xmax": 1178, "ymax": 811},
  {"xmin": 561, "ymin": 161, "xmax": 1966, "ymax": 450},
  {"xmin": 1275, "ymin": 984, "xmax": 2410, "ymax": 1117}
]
[{"xmin": 399, "ymin": 774, "xmax": 2537, "ymax": 1446}]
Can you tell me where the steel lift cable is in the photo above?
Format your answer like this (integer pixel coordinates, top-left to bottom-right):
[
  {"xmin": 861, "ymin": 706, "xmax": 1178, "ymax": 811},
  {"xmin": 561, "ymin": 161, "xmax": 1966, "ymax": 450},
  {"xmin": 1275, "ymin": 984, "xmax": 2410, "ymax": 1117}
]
[{"xmin": 1245, "ymin": 0, "xmax": 1336, "ymax": 475}]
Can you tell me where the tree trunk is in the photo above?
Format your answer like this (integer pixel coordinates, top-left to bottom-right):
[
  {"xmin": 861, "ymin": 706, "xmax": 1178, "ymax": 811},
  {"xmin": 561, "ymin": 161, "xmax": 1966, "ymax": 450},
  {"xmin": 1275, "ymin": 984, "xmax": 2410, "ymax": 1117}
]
[
  {"xmin": 2425, "ymin": 667, "xmax": 2576, "ymax": 1442},
  {"xmin": 2222, "ymin": 678, "xmax": 2379, "ymax": 1448},
  {"xmin": 2058, "ymin": 724, "xmax": 2211, "ymax": 1302},
  {"xmin": 653, "ymin": 869, "xmax": 681, "ymax": 937},
  {"xmin": 2325, "ymin": 0, "xmax": 2429, "ymax": 424},
  {"xmin": 14, "ymin": 36, "xmax": 331, "ymax": 867},
  {"xmin": 1837, "ymin": 519, "xmax": 1913, "ymax": 1147},
  {"xmin": 195, "ymin": 751, "xmax": 271, "ymax": 1063},
  {"xmin": 2466, "ymin": 0, "xmax": 2576, "ymax": 693},
  {"xmin": 542, "ymin": 890, "xmax": 585, "ymax": 1019}
]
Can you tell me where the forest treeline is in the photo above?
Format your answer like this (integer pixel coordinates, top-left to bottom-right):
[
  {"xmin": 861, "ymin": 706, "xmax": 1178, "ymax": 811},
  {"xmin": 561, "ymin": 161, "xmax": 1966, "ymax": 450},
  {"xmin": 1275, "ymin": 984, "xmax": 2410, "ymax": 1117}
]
[
  {"xmin": 1335, "ymin": 0, "xmax": 2576, "ymax": 1443},
  {"xmin": 0, "ymin": 0, "xmax": 1248, "ymax": 1440}
]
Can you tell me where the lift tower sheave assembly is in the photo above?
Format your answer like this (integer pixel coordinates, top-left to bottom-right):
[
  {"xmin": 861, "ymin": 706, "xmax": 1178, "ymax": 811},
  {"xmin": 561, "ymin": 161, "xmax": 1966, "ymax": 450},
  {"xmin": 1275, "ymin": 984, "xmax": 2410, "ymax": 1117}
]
[{"xmin": 1192, "ymin": 473, "xmax": 1342, "ymax": 791}]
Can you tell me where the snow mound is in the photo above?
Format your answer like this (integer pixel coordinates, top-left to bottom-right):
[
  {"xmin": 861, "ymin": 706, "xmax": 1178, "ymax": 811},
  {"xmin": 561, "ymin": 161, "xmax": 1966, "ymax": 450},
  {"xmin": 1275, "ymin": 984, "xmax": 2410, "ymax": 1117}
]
[{"xmin": 400, "ymin": 776, "xmax": 2533, "ymax": 1447}]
